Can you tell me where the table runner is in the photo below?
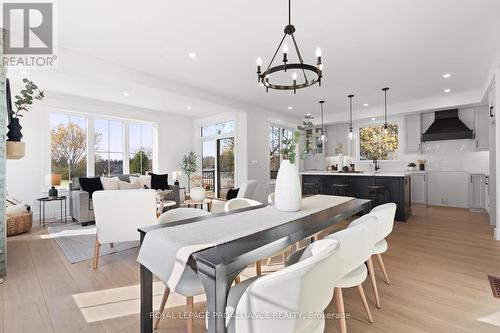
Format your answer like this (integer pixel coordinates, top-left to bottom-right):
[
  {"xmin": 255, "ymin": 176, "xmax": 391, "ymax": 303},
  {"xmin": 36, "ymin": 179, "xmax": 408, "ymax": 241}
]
[{"xmin": 137, "ymin": 195, "xmax": 353, "ymax": 291}]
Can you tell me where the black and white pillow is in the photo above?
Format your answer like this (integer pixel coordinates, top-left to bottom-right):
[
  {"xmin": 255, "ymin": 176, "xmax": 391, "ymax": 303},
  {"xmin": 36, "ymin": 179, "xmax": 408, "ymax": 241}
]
[{"xmin": 150, "ymin": 173, "xmax": 169, "ymax": 190}]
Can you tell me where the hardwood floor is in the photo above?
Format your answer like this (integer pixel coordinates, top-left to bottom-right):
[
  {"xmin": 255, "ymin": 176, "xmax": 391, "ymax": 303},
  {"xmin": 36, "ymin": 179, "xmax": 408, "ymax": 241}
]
[{"xmin": 2, "ymin": 206, "xmax": 500, "ymax": 332}]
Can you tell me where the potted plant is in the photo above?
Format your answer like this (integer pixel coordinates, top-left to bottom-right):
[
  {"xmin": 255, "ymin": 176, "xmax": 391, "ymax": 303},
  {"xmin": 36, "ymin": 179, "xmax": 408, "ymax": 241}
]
[
  {"xmin": 189, "ymin": 175, "xmax": 206, "ymax": 202},
  {"xmin": 275, "ymin": 114, "xmax": 318, "ymax": 212},
  {"xmin": 179, "ymin": 151, "xmax": 198, "ymax": 193},
  {"xmin": 407, "ymin": 162, "xmax": 416, "ymax": 171},
  {"xmin": 5, "ymin": 78, "xmax": 44, "ymax": 159}
]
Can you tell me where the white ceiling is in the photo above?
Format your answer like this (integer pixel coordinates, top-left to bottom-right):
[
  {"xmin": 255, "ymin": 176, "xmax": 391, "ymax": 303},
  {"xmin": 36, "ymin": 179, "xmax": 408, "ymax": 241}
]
[{"xmin": 12, "ymin": 0, "xmax": 500, "ymax": 121}]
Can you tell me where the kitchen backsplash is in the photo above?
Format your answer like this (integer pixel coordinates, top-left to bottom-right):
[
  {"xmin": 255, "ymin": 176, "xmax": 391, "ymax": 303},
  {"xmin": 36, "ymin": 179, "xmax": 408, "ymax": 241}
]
[{"xmin": 325, "ymin": 139, "xmax": 489, "ymax": 174}]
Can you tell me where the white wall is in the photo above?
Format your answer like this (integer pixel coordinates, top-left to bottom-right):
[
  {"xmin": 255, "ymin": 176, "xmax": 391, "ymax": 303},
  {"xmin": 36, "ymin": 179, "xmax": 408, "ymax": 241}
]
[{"xmin": 6, "ymin": 92, "xmax": 193, "ymax": 218}]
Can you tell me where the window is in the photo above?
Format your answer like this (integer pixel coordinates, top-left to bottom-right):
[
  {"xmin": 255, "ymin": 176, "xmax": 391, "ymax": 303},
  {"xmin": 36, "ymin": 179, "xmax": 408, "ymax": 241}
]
[
  {"xmin": 129, "ymin": 123, "xmax": 154, "ymax": 174},
  {"xmin": 201, "ymin": 120, "xmax": 235, "ymax": 137},
  {"xmin": 50, "ymin": 113, "xmax": 87, "ymax": 188},
  {"xmin": 94, "ymin": 118, "xmax": 124, "ymax": 176},
  {"xmin": 359, "ymin": 124, "xmax": 399, "ymax": 161},
  {"xmin": 269, "ymin": 125, "xmax": 294, "ymax": 180}
]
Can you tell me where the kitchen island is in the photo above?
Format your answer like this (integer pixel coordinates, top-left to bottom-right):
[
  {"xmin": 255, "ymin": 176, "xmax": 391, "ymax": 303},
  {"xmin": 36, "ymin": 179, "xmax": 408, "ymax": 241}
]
[{"xmin": 301, "ymin": 171, "xmax": 412, "ymax": 221}]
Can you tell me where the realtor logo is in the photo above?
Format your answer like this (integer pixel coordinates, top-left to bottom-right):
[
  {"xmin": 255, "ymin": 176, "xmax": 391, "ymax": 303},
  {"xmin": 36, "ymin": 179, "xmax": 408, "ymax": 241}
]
[{"xmin": 2, "ymin": 2, "xmax": 57, "ymax": 67}]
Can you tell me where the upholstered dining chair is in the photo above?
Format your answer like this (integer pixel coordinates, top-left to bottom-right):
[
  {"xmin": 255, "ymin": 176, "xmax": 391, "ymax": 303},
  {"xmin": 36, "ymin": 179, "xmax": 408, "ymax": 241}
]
[
  {"xmin": 362, "ymin": 203, "xmax": 397, "ymax": 309},
  {"xmin": 223, "ymin": 238, "xmax": 339, "ymax": 333},
  {"xmin": 92, "ymin": 189, "xmax": 158, "ymax": 269},
  {"xmin": 224, "ymin": 198, "xmax": 264, "ymax": 276},
  {"xmin": 287, "ymin": 215, "xmax": 378, "ymax": 333},
  {"xmin": 237, "ymin": 180, "xmax": 258, "ymax": 200},
  {"xmin": 154, "ymin": 208, "xmax": 212, "ymax": 332},
  {"xmin": 267, "ymin": 192, "xmax": 275, "ymax": 204}
]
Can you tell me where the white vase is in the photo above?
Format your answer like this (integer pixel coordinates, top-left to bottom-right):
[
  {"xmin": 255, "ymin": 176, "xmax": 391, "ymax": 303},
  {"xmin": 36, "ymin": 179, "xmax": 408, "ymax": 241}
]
[
  {"xmin": 274, "ymin": 160, "xmax": 301, "ymax": 212},
  {"xmin": 190, "ymin": 187, "xmax": 206, "ymax": 202},
  {"xmin": 409, "ymin": 166, "xmax": 415, "ymax": 171}
]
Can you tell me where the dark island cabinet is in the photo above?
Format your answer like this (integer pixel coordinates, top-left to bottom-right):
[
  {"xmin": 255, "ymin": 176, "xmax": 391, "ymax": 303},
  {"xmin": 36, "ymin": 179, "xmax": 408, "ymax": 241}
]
[{"xmin": 302, "ymin": 174, "xmax": 412, "ymax": 222}]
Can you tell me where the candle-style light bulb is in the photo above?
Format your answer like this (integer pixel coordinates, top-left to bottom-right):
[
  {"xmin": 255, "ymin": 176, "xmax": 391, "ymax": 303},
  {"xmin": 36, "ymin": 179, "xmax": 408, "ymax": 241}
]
[
  {"xmin": 349, "ymin": 130, "xmax": 354, "ymax": 140},
  {"xmin": 282, "ymin": 43, "xmax": 289, "ymax": 54},
  {"xmin": 256, "ymin": 57, "xmax": 262, "ymax": 66},
  {"xmin": 315, "ymin": 47, "xmax": 322, "ymax": 57},
  {"xmin": 292, "ymin": 72, "xmax": 298, "ymax": 80}
]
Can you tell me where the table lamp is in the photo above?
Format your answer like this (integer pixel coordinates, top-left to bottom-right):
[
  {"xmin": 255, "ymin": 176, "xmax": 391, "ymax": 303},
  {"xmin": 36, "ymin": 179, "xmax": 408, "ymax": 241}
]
[
  {"xmin": 45, "ymin": 174, "xmax": 61, "ymax": 198},
  {"xmin": 172, "ymin": 171, "xmax": 181, "ymax": 186}
]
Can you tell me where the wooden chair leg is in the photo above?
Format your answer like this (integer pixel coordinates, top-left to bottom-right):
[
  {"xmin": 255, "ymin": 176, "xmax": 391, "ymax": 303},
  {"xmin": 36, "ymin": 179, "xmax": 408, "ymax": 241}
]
[
  {"xmin": 376, "ymin": 253, "xmax": 390, "ymax": 285},
  {"xmin": 367, "ymin": 257, "xmax": 381, "ymax": 308},
  {"xmin": 186, "ymin": 296, "xmax": 194, "ymax": 333},
  {"xmin": 154, "ymin": 287, "xmax": 170, "ymax": 330},
  {"xmin": 334, "ymin": 287, "xmax": 347, "ymax": 333},
  {"xmin": 256, "ymin": 260, "xmax": 262, "ymax": 276},
  {"xmin": 235, "ymin": 276, "xmax": 241, "ymax": 284},
  {"xmin": 92, "ymin": 236, "xmax": 100, "ymax": 269},
  {"xmin": 266, "ymin": 256, "xmax": 273, "ymax": 266},
  {"xmin": 357, "ymin": 284, "xmax": 373, "ymax": 323}
]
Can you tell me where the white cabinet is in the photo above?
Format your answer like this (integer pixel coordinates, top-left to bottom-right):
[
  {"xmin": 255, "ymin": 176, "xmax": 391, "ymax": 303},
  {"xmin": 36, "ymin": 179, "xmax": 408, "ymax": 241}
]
[
  {"xmin": 427, "ymin": 171, "xmax": 468, "ymax": 208},
  {"xmin": 474, "ymin": 106, "xmax": 489, "ymax": 151},
  {"xmin": 410, "ymin": 173, "xmax": 427, "ymax": 205},
  {"xmin": 406, "ymin": 113, "xmax": 421, "ymax": 153},
  {"xmin": 469, "ymin": 174, "xmax": 486, "ymax": 211}
]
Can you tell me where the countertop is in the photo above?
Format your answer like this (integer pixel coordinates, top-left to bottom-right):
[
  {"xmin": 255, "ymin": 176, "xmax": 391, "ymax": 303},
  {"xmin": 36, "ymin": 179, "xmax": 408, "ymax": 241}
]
[{"xmin": 300, "ymin": 171, "xmax": 410, "ymax": 177}]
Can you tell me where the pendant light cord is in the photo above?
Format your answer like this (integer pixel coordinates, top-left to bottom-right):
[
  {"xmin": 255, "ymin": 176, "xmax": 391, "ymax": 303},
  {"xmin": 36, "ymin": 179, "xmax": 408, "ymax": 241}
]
[{"xmin": 288, "ymin": 0, "xmax": 291, "ymax": 26}]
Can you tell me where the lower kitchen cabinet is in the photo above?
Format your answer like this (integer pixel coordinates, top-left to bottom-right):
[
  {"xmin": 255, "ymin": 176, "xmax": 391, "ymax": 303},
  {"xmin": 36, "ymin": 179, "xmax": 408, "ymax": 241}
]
[
  {"xmin": 410, "ymin": 173, "xmax": 427, "ymax": 205},
  {"xmin": 469, "ymin": 174, "xmax": 486, "ymax": 211}
]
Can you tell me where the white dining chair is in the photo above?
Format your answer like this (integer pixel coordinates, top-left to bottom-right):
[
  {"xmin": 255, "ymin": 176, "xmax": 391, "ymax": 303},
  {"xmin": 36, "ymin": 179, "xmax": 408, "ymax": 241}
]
[
  {"xmin": 267, "ymin": 192, "xmax": 275, "ymax": 204},
  {"xmin": 224, "ymin": 238, "xmax": 339, "ymax": 333},
  {"xmin": 361, "ymin": 203, "xmax": 397, "ymax": 309},
  {"xmin": 92, "ymin": 189, "xmax": 158, "ymax": 269},
  {"xmin": 224, "ymin": 198, "xmax": 261, "ymax": 211},
  {"xmin": 154, "ymin": 208, "xmax": 212, "ymax": 332},
  {"xmin": 286, "ymin": 215, "xmax": 378, "ymax": 333},
  {"xmin": 237, "ymin": 180, "xmax": 258, "ymax": 200},
  {"xmin": 224, "ymin": 198, "xmax": 264, "ymax": 276}
]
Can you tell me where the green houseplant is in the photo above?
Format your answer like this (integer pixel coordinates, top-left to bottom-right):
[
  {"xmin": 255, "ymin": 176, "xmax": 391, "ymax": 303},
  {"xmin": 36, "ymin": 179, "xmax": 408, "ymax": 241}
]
[{"xmin": 179, "ymin": 152, "xmax": 198, "ymax": 193}]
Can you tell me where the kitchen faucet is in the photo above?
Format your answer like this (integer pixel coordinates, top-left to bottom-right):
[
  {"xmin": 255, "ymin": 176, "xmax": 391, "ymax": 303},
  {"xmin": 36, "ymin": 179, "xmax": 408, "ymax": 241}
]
[{"xmin": 373, "ymin": 159, "xmax": 380, "ymax": 172}]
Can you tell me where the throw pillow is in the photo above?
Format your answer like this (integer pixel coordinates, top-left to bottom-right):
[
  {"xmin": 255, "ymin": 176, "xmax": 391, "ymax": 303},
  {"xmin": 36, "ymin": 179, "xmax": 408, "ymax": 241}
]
[
  {"xmin": 79, "ymin": 177, "xmax": 103, "ymax": 198},
  {"xmin": 118, "ymin": 180, "xmax": 142, "ymax": 190},
  {"xmin": 100, "ymin": 177, "xmax": 120, "ymax": 190},
  {"xmin": 130, "ymin": 175, "xmax": 151, "ymax": 189},
  {"xmin": 226, "ymin": 188, "xmax": 239, "ymax": 200},
  {"xmin": 150, "ymin": 173, "xmax": 169, "ymax": 190}
]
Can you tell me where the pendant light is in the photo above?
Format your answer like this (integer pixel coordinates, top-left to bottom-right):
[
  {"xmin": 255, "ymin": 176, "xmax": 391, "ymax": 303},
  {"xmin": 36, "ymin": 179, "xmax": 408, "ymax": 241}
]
[
  {"xmin": 348, "ymin": 94, "xmax": 354, "ymax": 140},
  {"xmin": 382, "ymin": 87, "xmax": 390, "ymax": 133},
  {"xmin": 319, "ymin": 100, "xmax": 327, "ymax": 142}
]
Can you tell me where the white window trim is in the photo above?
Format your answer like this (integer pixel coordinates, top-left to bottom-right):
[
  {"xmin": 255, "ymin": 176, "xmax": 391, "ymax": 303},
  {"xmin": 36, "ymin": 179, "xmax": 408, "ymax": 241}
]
[
  {"xmin": 269, "ymin": 123, "xmax": 295, "ymax": 184},
  {"xmin": 354, "ymin": 117, "xmax": 404, "ymax": 163},
  {"xmin": 47, "ymin": 108, "xmax": 158, "ymax": 190}
]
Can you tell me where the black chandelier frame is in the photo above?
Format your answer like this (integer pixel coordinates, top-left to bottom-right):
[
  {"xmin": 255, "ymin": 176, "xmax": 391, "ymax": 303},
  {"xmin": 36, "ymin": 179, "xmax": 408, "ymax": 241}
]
[{"xmin": 256, "ymin": 0, "xmax": 323, "ymax": 93}]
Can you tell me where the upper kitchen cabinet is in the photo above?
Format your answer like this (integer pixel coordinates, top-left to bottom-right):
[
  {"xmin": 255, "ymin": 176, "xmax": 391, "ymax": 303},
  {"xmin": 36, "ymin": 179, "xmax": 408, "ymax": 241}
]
[
  {"xmin": 474, "ymin": 106, "xmax": 489, "ymax": 151},
  {"xmin": 325, "ymin": 124, "xmax": 350, "ymax": 156},
  {"xmin": 406, "ymin": 113, "xmax": 421, "ymax": 153}
]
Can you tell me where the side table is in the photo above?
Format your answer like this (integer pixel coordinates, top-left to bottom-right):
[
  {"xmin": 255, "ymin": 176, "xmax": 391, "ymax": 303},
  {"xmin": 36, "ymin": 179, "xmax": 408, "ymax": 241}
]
[{"xmin": 36, "ymin": 196, "xmax": 67, "ymax": 227}]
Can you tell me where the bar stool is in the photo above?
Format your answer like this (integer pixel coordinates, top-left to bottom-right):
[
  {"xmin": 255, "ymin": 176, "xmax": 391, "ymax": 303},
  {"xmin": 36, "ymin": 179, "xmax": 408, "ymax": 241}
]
[
  {"xmin": 331, "ymin": 183, "xmax": 350, "ymax": 196},
  {"xmin": 367, "ymin": 185, "xmax": 388, "ymax": 206},
  {"xmin": 303, "ymin": 182, "xmax": 321, "ymax": 195}
]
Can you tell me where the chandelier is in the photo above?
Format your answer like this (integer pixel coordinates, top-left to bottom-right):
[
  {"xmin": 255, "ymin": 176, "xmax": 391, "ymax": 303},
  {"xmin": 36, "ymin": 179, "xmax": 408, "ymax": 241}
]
[{"xmin": 256, "ymin": 0, "xmax": 323, "ymax": 93}]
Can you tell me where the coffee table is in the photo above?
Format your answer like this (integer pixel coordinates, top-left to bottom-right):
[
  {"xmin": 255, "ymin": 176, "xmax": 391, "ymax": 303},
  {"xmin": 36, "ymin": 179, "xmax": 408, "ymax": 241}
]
[{"xmin": 184, "ymin": 198, "xmax": 213, "ymax": 212}]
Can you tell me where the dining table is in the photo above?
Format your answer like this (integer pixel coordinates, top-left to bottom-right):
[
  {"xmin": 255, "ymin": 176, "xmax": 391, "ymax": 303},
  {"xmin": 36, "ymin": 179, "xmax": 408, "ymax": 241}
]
[{"xmin": 137, "ymin": 195, "xmax": 371, "ymax": 333}]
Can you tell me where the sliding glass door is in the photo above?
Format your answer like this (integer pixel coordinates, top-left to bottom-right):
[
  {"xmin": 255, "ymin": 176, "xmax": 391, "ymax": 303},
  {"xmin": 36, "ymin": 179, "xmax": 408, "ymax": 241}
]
[{"xmin": 201, "ymin": 137, "xmax": 235, "ymax": 199}]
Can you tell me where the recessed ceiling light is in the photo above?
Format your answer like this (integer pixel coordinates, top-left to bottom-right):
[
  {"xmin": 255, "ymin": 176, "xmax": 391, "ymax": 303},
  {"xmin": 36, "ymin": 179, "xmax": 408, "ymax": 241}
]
[
  {"xmin": 444, "ymin": 89, "xmax": 451, "ymax": 93},
  {"xmin": 306, "ymin": 113, "xmax": 311, "ymax": 116},
  {"xmin": 443, "ymin": 73, "xmax": 451, "ymax": 78},
  {"xmin": 188, "ymin": 52, "xmax": 197, "ymax": 58},
  {"xmin": 288, "ymin": 106, "xmax": 293, "ymax": 110},
  {"xmin": 186, "ymin": 106, "xmax": 192, "ymax": 110},
  {"xmin": 371, "ymin": 117, "xmax": 376, "ymax": 121},
  {"xmin": 363, "ymin": 103, "xmax": 369, "ymax": 107},
  {"xmin": 20, "ymin": 70, "xmax": 28, "ymax": 75},
  {"xmin": 123, "ymin": 92, "xmax": 130, "ymax": 96}
]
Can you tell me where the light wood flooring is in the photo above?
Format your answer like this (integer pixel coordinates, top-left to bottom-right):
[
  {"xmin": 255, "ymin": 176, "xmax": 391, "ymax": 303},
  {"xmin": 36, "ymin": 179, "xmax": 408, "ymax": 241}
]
[{"xmin": 2, "ymin": 205, "xmax": 500, "ymax": 333}]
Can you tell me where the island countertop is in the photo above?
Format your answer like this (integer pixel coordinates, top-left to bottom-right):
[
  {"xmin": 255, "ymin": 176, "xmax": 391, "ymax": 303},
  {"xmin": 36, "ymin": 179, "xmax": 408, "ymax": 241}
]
[{"xmin": 300, "ymin": 171, "xmax": 411, "ymax": 177}]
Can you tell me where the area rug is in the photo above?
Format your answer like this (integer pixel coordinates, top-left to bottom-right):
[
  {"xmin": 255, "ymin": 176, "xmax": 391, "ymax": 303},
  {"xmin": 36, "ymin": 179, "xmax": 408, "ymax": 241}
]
[{"xmin": 47, "ymin": 224, "xmax": 139, "ymax": 264}]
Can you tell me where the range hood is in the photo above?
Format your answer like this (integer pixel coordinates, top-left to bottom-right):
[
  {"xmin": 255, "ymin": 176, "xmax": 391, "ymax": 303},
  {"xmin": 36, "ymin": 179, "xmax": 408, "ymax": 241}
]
[{"xmin": 422, "ymin": 109, "xmax": 474, "ymax": 141}]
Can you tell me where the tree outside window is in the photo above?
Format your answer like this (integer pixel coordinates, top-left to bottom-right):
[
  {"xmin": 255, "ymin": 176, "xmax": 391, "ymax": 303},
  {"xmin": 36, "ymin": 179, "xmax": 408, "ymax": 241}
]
[
  {"xmin": 50, "ymin": 113, "xmax": 87, "ymax": 188},
  {"xmin": 269, "ymin": 126, "xmax": 293, "ymax": 180},
  {"xmin": 94, "ymin": 119, "xmax": 123, "ymax": 176},
  {"xmin": 359, "ymin": 124, "xmax": 399, "ymax": 160},
  {"xmin": 129, "ymin": 123, "xmax": 154, "ymax": 174}
]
